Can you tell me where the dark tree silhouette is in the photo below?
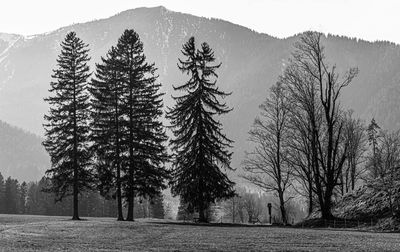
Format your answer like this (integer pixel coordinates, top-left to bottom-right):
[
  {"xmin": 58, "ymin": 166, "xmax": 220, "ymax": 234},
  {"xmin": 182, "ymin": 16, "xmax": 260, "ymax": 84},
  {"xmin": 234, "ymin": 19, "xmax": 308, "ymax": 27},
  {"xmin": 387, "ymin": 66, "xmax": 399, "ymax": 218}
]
[
  {"xmin": 341, "ymin": 112, "xmax": 367, "ymax": 193},
  {"xmin": 90, "ymin": 46, "xmax": 125, "ymax": 221},
  {"xmin": 43, "ymin": 32, "xmax": 93, "ymax": 220},
  {"xmin": 282, "ymin": 31, "xmax": 358, "ymax": 219},
  {"xmin": 0, "ymin": 173, "xmax": 4, "ymax": 213},
  {"xmin": 115, "ymin": 29, "xmax": 169, "ymax": 221},
  {"xmin": 286, "ymin": 108, "xmax": 315, "ymax": 216},
  {"xmin": 19, "ymin": 181, "xmax": 27, "ymax": 214},
  {"xmin": 167, "ymin": 37, "xmax": 235, "ymax": 223},
  {"xmin": 367, "ymin": 118, "xmax": 381, "ymax": 178},
  {"xmin": 4, "ymin": 177, "xmax": 18, "ymax": 214}
]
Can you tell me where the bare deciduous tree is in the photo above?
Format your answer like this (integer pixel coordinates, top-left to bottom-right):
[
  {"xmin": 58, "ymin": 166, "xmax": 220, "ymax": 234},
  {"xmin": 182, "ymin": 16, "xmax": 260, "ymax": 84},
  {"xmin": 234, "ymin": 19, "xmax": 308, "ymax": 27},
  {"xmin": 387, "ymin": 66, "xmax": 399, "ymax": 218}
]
[
  {"xmin": 242, "ymin": 82, "xmax": 292, "ymax": 224},
  {"xmin": 341, "ymin": 111, "xmax": 367, "ymax": 194},
  {"xmin": 286, "ymin": 102, "xmax": 317, "ymax": 216},
  {"xmin": 282, "ymin": 31, "xmax": 358, "ymax": 219},
  {"xmin": 241, "ymin": 192, "xmax": 263, "ymax": 223},
  {"xmin": 369, "ymin": 130, "xmax": 400, "ymax": 216}
]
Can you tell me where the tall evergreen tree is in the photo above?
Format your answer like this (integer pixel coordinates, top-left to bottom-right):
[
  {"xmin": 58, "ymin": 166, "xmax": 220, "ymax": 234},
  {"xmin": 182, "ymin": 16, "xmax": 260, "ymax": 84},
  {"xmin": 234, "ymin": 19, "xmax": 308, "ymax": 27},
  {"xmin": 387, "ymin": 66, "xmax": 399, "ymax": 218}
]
[
  {"xmin": 167, "ymin": 37, "xmax": 235, "ymax": 223},
  {"xmin": 43, "ymin": 31, "xmax": 93, "ymax": 220},
  {"xmin": 4, "ymin": 177, "xmax": 18, "ymax": 214},
  {"xmin": 19, "ymin": 181, "xmax": 27, "ymax": 214},
  {"xmin": 90, "ymin": 46, "xmax": 125, "ymax": 221},
  {"xmin": 367, "ymin": 118, "xmax": 381, "ymax": 178},
  {"xmin": 117, "ymin": 29, "xmax": 169, "ymax": 221},
  {"xmin": 26, "ymin": 182, "xmax": 39, "ymax": 214},
  {"xmin": 0, "ymin": 172, "xmax": 4, "ymax": 213},
  {"xmin": 91, "ymin": 29, "xmax": 168, "ymax": 221}
]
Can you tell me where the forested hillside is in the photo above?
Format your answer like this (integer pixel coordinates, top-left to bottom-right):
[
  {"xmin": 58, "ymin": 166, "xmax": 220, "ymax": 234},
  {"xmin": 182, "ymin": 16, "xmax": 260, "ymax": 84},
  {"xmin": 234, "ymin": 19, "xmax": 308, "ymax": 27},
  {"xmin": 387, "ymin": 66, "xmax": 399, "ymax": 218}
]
[
  {"xmin": 0, "ymin": 6, "xmax": 400, "ymax": 182},
  {"xmin": 0, "ymin": 121, "xmax": 49, "ymax": 181}
]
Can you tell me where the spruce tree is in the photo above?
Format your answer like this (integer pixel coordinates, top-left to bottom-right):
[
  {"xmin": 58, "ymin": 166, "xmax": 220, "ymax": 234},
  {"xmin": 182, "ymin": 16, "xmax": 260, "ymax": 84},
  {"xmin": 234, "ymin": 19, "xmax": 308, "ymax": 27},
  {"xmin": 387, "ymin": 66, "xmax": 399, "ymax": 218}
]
[
  {"xmin": 150, "ymin": 195, "xmax": 165, "ymax": 219},
  {"xmin": 90, "ymin": 46, "xmax": 125, "ymax": 221},
  {"xmin": 19, "ymin": 181, "xmax": 27, "ymax": 214},
  {"xmin": 4, "ymin": 177, "xmax": 18, "ymax": 214},
  {"xmin": 0, "ymin": 172, "xmax": 4, "ymax": 213},
  {"xmin": 112, "ymin": 29, "xmax": 168, "ymax": 221},
  {"xmin": 167, "ymin": 37, "xmax": 235, "ymax": 223},
  {"xmin": 367, "ymin": 118, "xmax": 381, "ymax": 178},
  {"xmin": 43, "ymin": 32, "xmax": 93, "ymax": 220}
]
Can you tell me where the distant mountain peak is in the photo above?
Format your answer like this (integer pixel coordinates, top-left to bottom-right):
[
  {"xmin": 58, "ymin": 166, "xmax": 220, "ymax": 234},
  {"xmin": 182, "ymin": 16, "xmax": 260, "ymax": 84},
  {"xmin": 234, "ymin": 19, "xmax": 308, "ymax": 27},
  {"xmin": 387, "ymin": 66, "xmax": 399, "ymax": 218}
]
[
  {"xmin": 114, "ymin": 5, "xmax": 171, "ymax": 17},
  {"xmin": 0, "ymin": 33, "xmax": 23, "ymax": 61},
  {"xmin": 0, "ymin": 33, "xmax": 22, "ymax": 42},
  {"xmin": 1, "ymin": 7, "xmax": 400, "ymax": 183}
]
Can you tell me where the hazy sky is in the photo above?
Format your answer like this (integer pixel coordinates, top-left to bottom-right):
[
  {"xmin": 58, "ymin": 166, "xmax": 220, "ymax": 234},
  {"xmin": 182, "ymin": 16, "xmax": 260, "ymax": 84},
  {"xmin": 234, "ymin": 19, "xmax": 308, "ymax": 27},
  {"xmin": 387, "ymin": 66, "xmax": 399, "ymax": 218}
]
[{"xmin": 1, "ymin": 0, "xmax": 399, "ymax": 43}]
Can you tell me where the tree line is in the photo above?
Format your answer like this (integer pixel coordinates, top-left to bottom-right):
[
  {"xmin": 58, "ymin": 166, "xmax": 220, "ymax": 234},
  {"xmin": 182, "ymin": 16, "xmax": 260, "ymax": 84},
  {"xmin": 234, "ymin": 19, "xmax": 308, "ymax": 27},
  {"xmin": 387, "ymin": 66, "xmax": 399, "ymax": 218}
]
[
  {"xmin": 42, "ymin": 29, "xmax": 234, "ymax": 222},
  {"xmin": 242, "ymin": 31, "xmax": 400, "ymax": 224},
  {"xmin": 0, "ymin": 172, "xmax": 167, "ymax": 218}
]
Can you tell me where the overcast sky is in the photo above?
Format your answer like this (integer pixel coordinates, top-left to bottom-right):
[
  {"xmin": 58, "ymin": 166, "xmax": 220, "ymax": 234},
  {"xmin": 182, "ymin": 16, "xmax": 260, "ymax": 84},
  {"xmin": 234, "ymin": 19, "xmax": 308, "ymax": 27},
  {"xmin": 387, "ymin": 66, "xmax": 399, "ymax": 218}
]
[{"xmin": 0, "ymin": 0, "xmax": 399, "ymax": 43}]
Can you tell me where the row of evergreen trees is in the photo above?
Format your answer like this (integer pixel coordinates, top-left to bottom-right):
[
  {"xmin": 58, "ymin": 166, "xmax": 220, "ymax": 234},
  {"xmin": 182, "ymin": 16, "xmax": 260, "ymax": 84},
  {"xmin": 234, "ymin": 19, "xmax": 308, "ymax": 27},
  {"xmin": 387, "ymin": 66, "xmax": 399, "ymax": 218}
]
[
  {"xmin": 0, "ymin": 172, "xmax": 165, "ymax": 218},
  {"xmin": 43, "ymin": 29, "xmax": 234, "ymax": 222}
]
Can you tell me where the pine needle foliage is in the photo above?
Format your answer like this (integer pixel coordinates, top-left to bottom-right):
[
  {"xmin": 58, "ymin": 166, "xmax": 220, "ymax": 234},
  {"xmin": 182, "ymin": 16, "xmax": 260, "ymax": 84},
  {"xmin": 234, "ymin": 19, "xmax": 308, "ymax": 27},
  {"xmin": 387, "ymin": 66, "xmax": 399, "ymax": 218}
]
[
  {"xmin": 43, "ymin": 32, "xmax": 93, "ymax": 220},
  {"xmin": 167, "ymin": 37, "xmax": 235, "ymax": 222}
]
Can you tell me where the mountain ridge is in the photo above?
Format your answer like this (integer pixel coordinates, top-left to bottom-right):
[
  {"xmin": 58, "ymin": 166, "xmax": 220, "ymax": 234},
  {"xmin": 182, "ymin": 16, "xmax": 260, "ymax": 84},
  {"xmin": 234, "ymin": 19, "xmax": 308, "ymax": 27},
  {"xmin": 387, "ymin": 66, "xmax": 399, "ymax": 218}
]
[
  {"xmin": 0, "ymin": 6, "xmax": 400, "ymax": 181},
  {"xmin": 0, "ymin": 120, "xmax": 49, "ymax": 182}
]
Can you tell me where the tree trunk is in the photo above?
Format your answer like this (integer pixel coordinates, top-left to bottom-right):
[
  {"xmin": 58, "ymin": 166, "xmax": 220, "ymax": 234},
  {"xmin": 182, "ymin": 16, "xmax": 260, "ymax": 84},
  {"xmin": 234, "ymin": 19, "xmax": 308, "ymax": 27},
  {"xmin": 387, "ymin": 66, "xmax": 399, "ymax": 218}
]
[
  {"xmin": 238, "ymin": 210, "xmax": 244, "ymax": 223},
  {"xmin": 72, "ymin": 79, "xmax": 80, "ymax": 221},
  {"xmin": 278, "ymin": 191, "xmax": 287, "ymax": 225},
  {"xmin": 116, "ymin": 163, "xmax": 123, "ymax": 221},
  {"xmin": 308, "ymin": 179, "xmax": 313, "ymax": 216},
  {"xmin": 388, "ymin": 190, "xmax": 394, "ymax": 217},
  {"xmin": 321, "ymin": 189, "xmax": 334, "ymax": 220},
  {"xmin": 115, "ymin": 92, "xmax": 124, "ymax": 221},
  {"xmin": 126, "ymin": 83, "xmax": 135, "ymax": 222},
  {"xmin": 199, "ymin": 205, "xmax": 207, "ymax": 223},
  {"xmin": 350, "ymin": 159, "xmax": 356, "ymax": 191},
  {"xmin": 72, "ymin": 172, "xmax": 79, "ymax": 220},
  {"xmin": 126, "ymin": 192, "xmax": 134, "ymax": 221},
  {"xmin": 312, "ymin": 128, "xmax": 326, "ymax": 220},
  {"xmin": 232, "ymin": 198, "xmax": 235, "ymax": 223},
  {"xmin": 340, "ymin": 171, "xmax": 344, "ymax": 196}
]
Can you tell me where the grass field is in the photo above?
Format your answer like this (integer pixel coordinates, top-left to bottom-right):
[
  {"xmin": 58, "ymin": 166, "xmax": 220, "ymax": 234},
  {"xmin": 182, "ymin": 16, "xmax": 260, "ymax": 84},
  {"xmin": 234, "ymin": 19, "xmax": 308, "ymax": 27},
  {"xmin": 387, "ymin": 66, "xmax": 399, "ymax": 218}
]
[{"xmin": 0, "ymin": 214, "xmax": 399, "ymax": 251}]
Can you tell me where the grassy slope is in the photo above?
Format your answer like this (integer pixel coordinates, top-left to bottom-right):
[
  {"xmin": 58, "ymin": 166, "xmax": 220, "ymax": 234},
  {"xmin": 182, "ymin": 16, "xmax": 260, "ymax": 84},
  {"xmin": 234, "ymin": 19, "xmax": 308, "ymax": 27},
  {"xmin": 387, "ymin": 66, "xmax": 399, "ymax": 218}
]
[{"xmin": 0, "ymin": 215, "xmax": 399, "ymax": 251}]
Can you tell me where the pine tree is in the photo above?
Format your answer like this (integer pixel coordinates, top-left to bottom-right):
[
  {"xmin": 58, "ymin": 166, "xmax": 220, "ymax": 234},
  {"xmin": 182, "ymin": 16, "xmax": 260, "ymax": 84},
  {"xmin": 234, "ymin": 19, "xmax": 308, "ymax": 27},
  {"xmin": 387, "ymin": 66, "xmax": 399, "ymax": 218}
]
[
  {"xmin": 367, "ymin": 118, "xmax": 381, "ymax": 178},
  {"xmin": 43, "ymin": 31, "xmax": 93, "ymax": 220},
  {"xmin": 92, "ymin": 29, "xmax": 168, "ymax": 221},
  {"xmin": 167, "ymin": 37, "xmax": 235, "ymax": 223},
  {"xmin": 118, "ymin": 29, "xmax": 169, "ymax": 221},
  {"xmin": 19, "ymin": 181, "xmax": 27, "ymax": 214},
  {"xmin": 4, "ymin": 177, "xmax": 18, "ymax": 214},
  {"xmin": 150, "ymin": 194, "xmax": 165, "ymax": 219},
  {"xmin": 0, "ymin": 172, "xmax": 4, "ymax": 213},
  {"xmin": 37, "ymin": 177, "xmax": 56, "ymax": 215},
  {"xmin": 90, "ymin": 46, "xmax": 125, "ymax": 221}
]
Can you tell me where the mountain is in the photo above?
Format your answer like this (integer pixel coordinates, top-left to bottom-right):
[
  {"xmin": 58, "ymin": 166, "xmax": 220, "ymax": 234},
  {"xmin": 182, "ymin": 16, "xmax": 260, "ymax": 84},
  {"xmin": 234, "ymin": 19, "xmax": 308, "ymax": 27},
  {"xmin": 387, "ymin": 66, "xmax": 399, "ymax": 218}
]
[
  {"xmin": 0, "ymin": 120, "xmax": 49, "ymax": 182},
  {"xmin": 0, "ymin": 33, "xmax": 22, "ymax": 56},
  {"xmin": 0, "ymin": 6, "xmax": 400, "ymax": 181}
]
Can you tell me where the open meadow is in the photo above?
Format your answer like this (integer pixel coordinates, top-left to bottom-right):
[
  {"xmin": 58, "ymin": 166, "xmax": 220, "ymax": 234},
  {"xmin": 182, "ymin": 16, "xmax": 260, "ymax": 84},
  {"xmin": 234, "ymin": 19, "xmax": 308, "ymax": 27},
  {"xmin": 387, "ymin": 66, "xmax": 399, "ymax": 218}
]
[{"xmin": 0, "ymin": 214, "xmax": 398, "ymax": 251}]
